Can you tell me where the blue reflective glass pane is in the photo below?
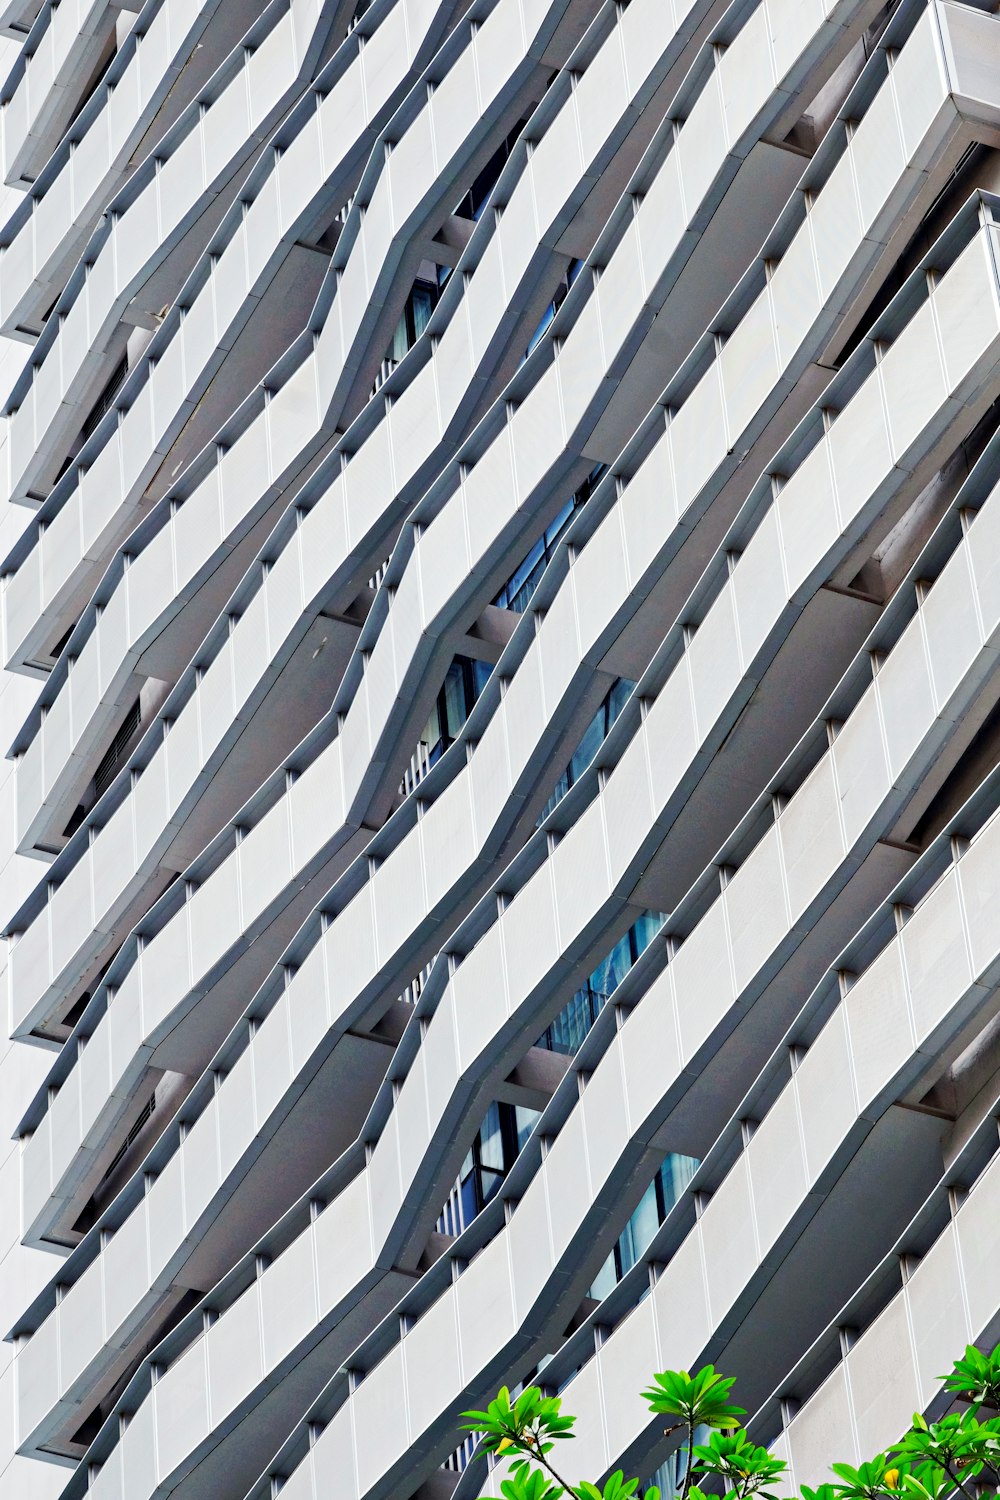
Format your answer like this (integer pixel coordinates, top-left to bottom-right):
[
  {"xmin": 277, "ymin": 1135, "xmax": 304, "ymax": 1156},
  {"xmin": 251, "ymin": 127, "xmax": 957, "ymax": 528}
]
[
  {"xmin": 515, "ymin": 1106, "xmax": 539, "ymax": 1151},
  {"xmin": 544, "ymin": 496, "xmax": 576, "ymax": 549},
  {"xmin": 588, "ymin": 931, "xmax": 631, "ymax": 998},
  {"xmin": 442, "ymin": 661, "xmax": 467, "ymax": 740},
  {"xmin": 589, "ymin": 1251, "xmax": 617, "ymax": 1302},
  {"xmin": 411, "ymin": 285, "xmax": 435, "ymax": 340},
  {"xmin": 629, "ymin": 1179, "xmax": 661, "ymax": 1259},
  {"xmin": 389, "ymin": 310, "xmax": 408, "ymax": 363},
  {"xmin": 567, "ymin": 708, "xmax": 605, "ymax": 784},
  {"xmin": 480, "ymin": 1168, "xmax": 505, "ymax": 1206},
  {"xmin": 606, "ymin": 676, "xmax": 635, "ymax": 729},
  {"xmin": 618, "ymin": 1215, "xmax": 638, "ymax": 1277},
  {"xmin": 631, "ymin": 909, "xmax": 665, "ymax": 961},
  {"xmin": 478, "ymin": 1101, "xmax": 504, "ymax": 1171},
  {"xmin": 546, "ymin": 987, "xmax": 595, "ymax": 1054},
  {"xmin": 526, "ymin": 300, "xmax": 556, "ymax": 357},
  {"xmin": 508, "ymin": 536, "xmax": 545, "ymax": 595},
  {"xmin": 460, "ymin": 1173, "xmax": 478, "ymax": 1226},
  {"xmin": 537, "ymin": 768, "xmax": 570, "ymax": 826},
  {"xmin": 507, "ymin": 556, "xmax": 548, "ymax": 614},
  {"xmin": 660, "ymin": 1152, "xmax": 699, "ymax": 1215},
  {"xmin": 471, "ymin": 659, "xmax": 493, "ymax": 698}
]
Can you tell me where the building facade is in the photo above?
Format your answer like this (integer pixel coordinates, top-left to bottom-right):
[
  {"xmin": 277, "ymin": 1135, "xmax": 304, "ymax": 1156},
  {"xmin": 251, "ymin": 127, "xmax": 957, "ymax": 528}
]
[{"xmin": 3, "ymin": 0, "xmax": 1000, "ymax": 1496}]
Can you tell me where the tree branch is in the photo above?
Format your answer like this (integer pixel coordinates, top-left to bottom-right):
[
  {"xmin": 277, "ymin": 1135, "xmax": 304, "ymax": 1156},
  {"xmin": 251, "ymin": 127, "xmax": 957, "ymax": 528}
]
[
  {"xmin": 679, "ymin": 1422, "xmax": 696, "ymax": 1500},
  {"xmin": 941, "ymin": 1460, "xmax": 975, "ymax": 1500},
  {"xmin": 501, "ymin": 1424, "xmax": 578, "ymax": 1498}
]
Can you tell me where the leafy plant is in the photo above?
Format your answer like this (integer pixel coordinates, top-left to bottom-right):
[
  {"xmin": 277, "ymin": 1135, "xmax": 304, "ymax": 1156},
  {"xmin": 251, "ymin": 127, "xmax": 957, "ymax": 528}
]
[
  {"xmin": 460, "ymin": 1343, "xmax": 1000, "ymax": 1500},
  {"xmin": 829, "ymin": 1454, "xmax": 909, "ymax": 1500},
  {"xmin": 460, "ymin": 1384, "xmax": 659, "ymax": 1500},
  {"xmin": 643, "ymin": 1366, "xmax": 746, "ymax": 1500},
  {"xmin": 690, "ymin": 1426, "xmax": 788, "ymax": 1500},
  {"xmin": 888, "ymin": 1410, "xmax": 994, "ymax": 1495},
  {"xmin": 943, "ymin": 1344, "xmax": 1000, "ymax": 1413},
  {"xmin": 642, "ymin": 1367, "xmax": 745, "ymax": 1434}
]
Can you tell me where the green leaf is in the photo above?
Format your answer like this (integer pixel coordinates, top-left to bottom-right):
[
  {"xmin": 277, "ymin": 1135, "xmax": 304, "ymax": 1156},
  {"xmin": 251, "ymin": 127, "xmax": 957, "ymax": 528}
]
[
  {"xmin": 942, "ymin": 1342, "xmax": 1000, "ymax": 1412},
  {"xmin": 889, "ymin": 1406, "xmax": 995, "ymax": 1483},
  {"xmin": 690, "ymin": 1422, "xmax": 788, "ymax": 1490},
  {"xmin": 600, "ymin": 1473, "xmax": 640, "ymax": 1500},
  {"xmin": 498, "ymin": 1467, "xmax": 564, "ymax": 1500},
  {"xmin": 642, "ymin": 1367, "xmax": 746, "ymax": 1432}
]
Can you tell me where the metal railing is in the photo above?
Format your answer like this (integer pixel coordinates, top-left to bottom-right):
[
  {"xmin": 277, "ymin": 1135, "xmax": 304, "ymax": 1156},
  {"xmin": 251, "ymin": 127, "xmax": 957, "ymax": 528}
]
[{"xmin": 399, "ymin": 738, "xmax": 433, "ymax": 798}]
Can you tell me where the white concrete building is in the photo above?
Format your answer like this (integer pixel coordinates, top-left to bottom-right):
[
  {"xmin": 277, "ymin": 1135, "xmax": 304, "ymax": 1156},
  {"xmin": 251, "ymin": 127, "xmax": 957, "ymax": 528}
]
[{"xmin": 4, "ymin": 0, "xmax": 1000, "ymax": 1496}]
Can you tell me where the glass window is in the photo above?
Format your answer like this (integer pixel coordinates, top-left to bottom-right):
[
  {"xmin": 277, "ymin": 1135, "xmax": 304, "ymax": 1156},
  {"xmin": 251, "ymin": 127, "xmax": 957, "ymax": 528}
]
[
  {"xmin": 659, "ymin": 1152, "xmax": 698, "ymax": 1215},
  {"xmin": 459, "ymin": 1171, "xmax": 479, "ymax": 1228},
  {"xmin": 589, "ymin": 1251, "xmax": 617, "ymax": 1303},
  {"xmin": 442, "ymin": 661, "xmax": 469, "ymax": 741},
  {"xmin": 514, "ymin": 1105, "xmax": 540, "ymax": 1151},
  {"xmin": 605, "ymin": 674, "xmax": 633, "ymax": 727},
  {"xmin": 414, "ymin": 654, "xmax": 494, "ymax": 769},
  {"xmin": 630, "ymin": 909, "xmax": 665, "ymax": 961},
  {"xmin": 389, "ymin": 309, "xmax": 409, "ymax": 364},
  {"xmin": 453, "ymin": 123, "xmax": 527, "ymax": 221},
  {"xmin": 521, "ymin": 260, "xmax": 584, "ymax": 363},
  {"xmin": 386, "ymin": 278, "xmax": 439, "ymax": 365},
  {"xmin": 545, "ymin": 986, "xmax": 598, "ymax": 1054},
  {"xmin": 505, "ymin": 536, "xmax": 546, "ymax": 609},
  {"xmin": 442, "ymin": 1099, "xmax": 525, "ymax": 1230},
  {"xmin": 567, "ymin": 711, "xmax": 606, "ymax": 786},
  {"xmin": 493, "ymin": 466, "xmax": 605, "ymax": 613},
  {"xmin": 411, "ymin": 284, "xmax": 434, "ymax": 341},
  {"xmin": 538, "ymin": 909, "xmax": 660, "ymax": 1055},
  {"xmin": 544, "ymin": 496, "xmax": 576, "ymax": 548},
  {"xmin": 525, "ymin": 299, "xmax": 557, "ymax": 359},
  {"xmin": 537, "ymin": 671, "xmax": 635, "ymax": 824},
  {"xmin": 478, "ymin": 1102, "xmax": 505, "ymax": 1172},
  {"xmin": 616, "ymin": 1180, "xmax": 659, "ymax": 1279},
  {"xmin": 589, "ymin": 931, "xmax": 631, "ymax": 1000},
  {"xmin": 587, "ymin": 1151, "xmax": 701, "ymax": 1302},
  {"xmin": 470, "ymin": 658, "xmax": 493, "ymax": 698}
]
